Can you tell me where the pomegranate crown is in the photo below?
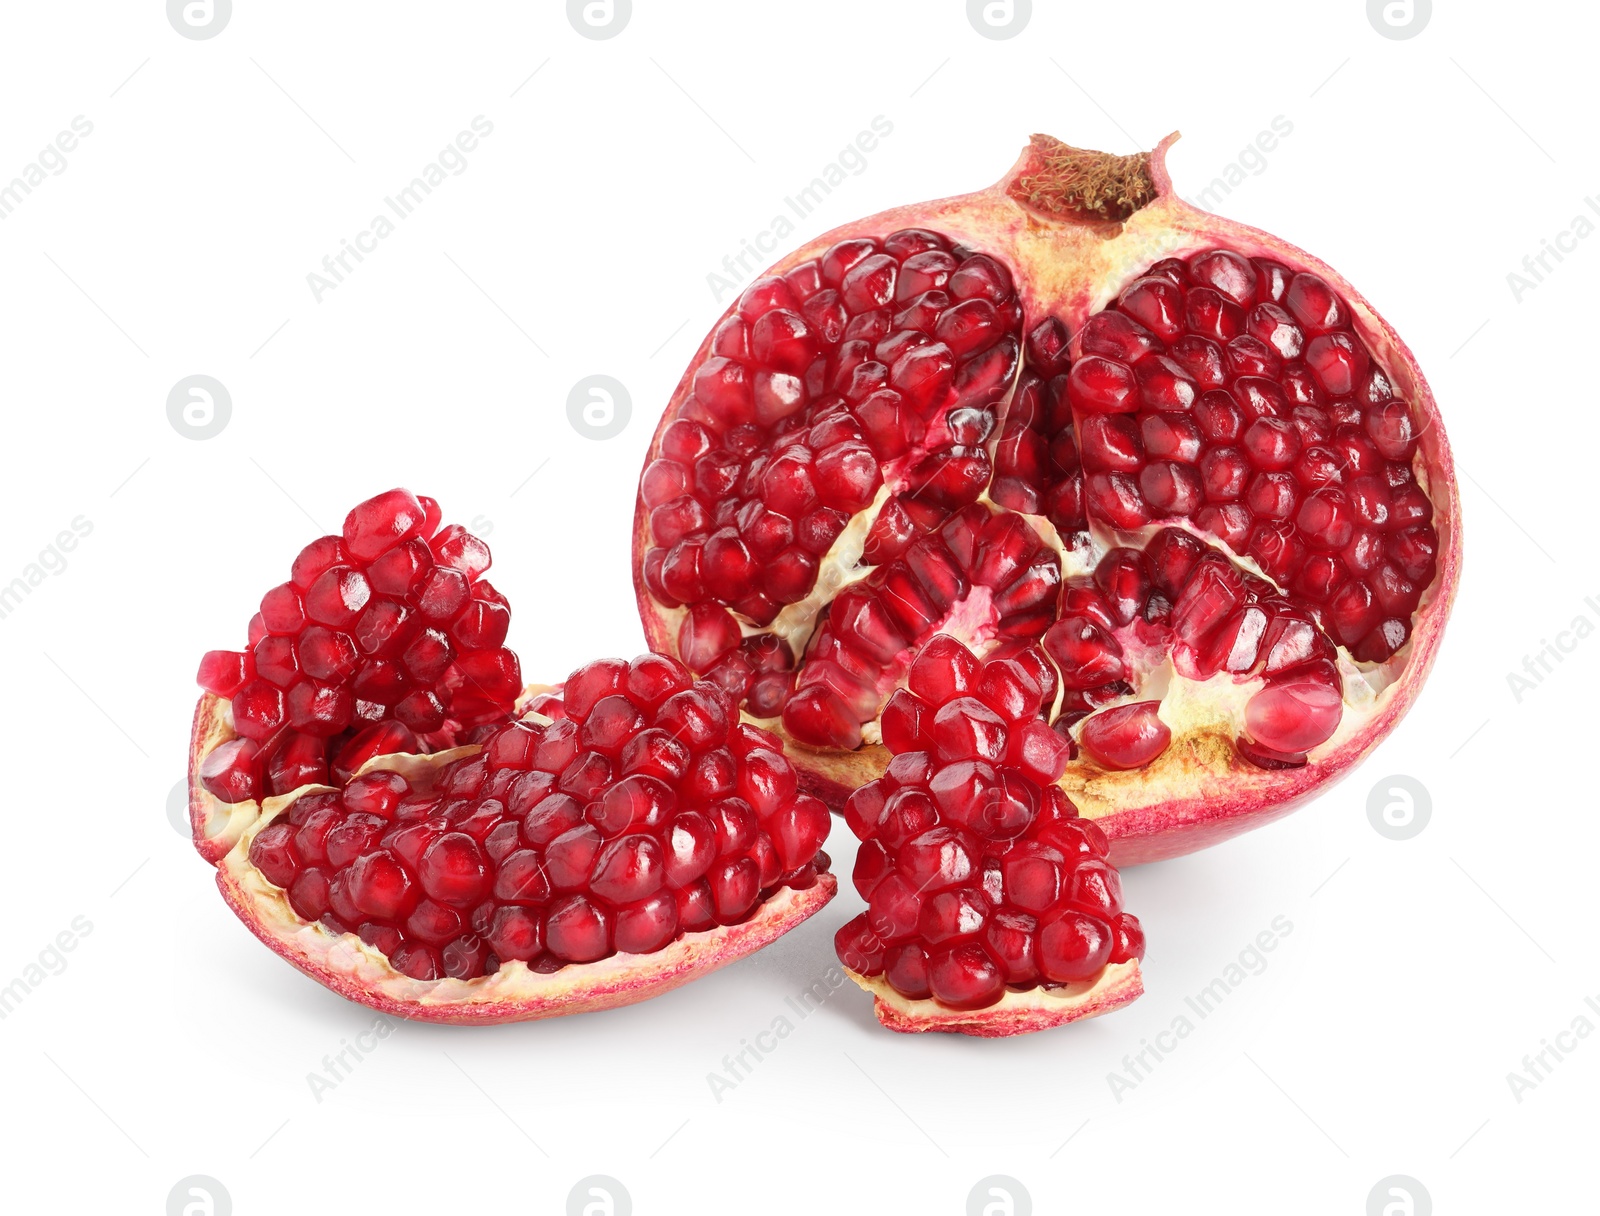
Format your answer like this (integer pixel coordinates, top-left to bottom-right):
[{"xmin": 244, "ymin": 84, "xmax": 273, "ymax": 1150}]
[{"xmin": 1005, "ymin": 133, "xmax": 1171, "ymax": 223}]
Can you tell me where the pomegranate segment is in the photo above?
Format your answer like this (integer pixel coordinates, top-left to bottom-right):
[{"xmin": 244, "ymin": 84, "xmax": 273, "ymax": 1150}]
[
  {"xmin": 835, "ymin": 636, "xmax": 1143, "ymax": 1036},
  {"xmin": 196, "ymin": 488, "xmax": 521, "ymax": 807},
  {"xmin": 635, "ymin": 133, "xmax": 1458, "ymax": 864}
]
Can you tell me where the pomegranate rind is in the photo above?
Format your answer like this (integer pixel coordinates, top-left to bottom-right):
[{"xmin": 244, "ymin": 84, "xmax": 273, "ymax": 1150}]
[
  {"xmin": 632, "ymin": 131, "xmax": 1460, "ymax": 865},
  {"xmin": 843, "ymin": 960, "xmax": 1141, "ymax": 1037},
  {"xmin": 188, "ymin": 694, "xmax": 260, "ymax": 863}
]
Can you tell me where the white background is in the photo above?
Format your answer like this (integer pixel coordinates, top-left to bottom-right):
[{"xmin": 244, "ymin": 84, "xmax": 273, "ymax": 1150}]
[{"xmin": 0, "ymin": 2, "xmax": 1593, "ymax": 1213}]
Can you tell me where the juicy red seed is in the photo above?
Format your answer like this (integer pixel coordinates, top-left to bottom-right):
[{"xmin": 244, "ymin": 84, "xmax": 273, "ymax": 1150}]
[
  {"xmin": 292, "ymin": 536, "xmax": 348, "ymax": 590},
  {"xmin": 927, "ymin": 944, "xmax": 1006, "ymax": 1010},
  {"xmin": 1110, "ymin": 913, "xmax": 1146, "ymax": 964},
  {"xmin": 231, "ymin": 681, "xmax": 286, "ymax": 741},
  {"xmin": 417, "ymin": 832, "xmax": 489, "ymax": 907},
  {"xmin": 782, "ymin": 684, "xmax": 862, "ymax": 750},
  {"xmin": 197, "ymin": 649, "xmax": 252, "ymax": 698},
  {"xmin": 614, "ymin": 892, "xmax": 680, "ymax": 954},
  {"xmin": 385, "ymin": 942, "xmax": 437, "ymax": 979},
  {"xmin": 259, "ymin": 582, "xmax": 306, "ymax": 634},
  {"xmin": 1078, "ymin": 702, "xmax": 1171, "ymax": 771},
  {"xmin": 249, "ymin": 821, "xmax": 299, "ymax": 886},
  {"xmin": 543, "ymin": 895, "xmax": 611, "ymax": 962},
  {"xmin": 884, "ymin": 942, "xmax": 932, "ymax": 999},
  {"xmin": 907, "ymin": 633, "xmax": 980, "ymax": 702},
  {"xmin": 1043, "ymin": 617, "xmax": 1126, "ymax": 689},
  {"xmin": 1037, "ymin": 910, "xmax": 1113, "ymax": 982},
  {"xmin": 835, "ymin": 913, "xmax": 885, "ymax": 975},
  {"xmin": 342, "ymin": 489, "xmax": 427, "ymax": 563},
  {"xmin": 1244, "ymin": 679, "xmax": 1342, "ymax": 755},
  {"xmin": 347, "ymin": 850, "xmax": 417, "ymax": 921},
  {"xmin": 589, "ymin": 834, "xmax": 665, "ymax": 902},
  {"xmin": 678, "ymin": 602, "xmax": 742, "ymax": 674},
  {"xmin": 200, "ymin": 737, "xmax": 261, "ymax": 803},
  {"xmin": 406, "ymin": 898, "xmax": 464, "ymax": 945},
  {"xmin": 932, "ymin": 696, "xmax": 1007, "ymax": 763}
]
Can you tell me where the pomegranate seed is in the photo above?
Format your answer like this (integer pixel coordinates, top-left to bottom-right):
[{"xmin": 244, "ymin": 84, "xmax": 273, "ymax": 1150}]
[
  {"xmin": 1285, "ymin": 273, "xmax": 1346, "ymax": 333},
  {"xmin": 200, "ymin": 737, "xmax": 261, "ymax": 803},
  {"xmin": 342, "ymin": 489, "xmax": 426, "ymax": 562},
  {"xmin": 1078, "ymin": 702, "xmax": 1171, "ymax": 771},
  {"xmin": 1245, "ymin": 678, "xmax": 1342, "ymax": 754},
  {"xmin": 249, "ymin": 821, "xmax": 300, "ymax": 886},
  {"xmin": 1043, "ymin": 617, "xmax": 1126, "ymax": 689},
  {"xmin": 932, "ymin": 696, "xmax": 1008, "ymax": 763},
  {"xmin": 1037, "ymin": 909, "xmax": 1113, "ymax": 982},
  {"xmin": 1118, "ymin": 277, "xmax": 1185, "ymax": 341}
]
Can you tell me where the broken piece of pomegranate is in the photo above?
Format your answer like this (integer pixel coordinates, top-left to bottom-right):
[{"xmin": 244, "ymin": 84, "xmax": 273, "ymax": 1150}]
[
  {"xmin": 189, "ymin": 491, "xmax": 835, "ymax": 1024},
  {"xmin": 633, "ymin": 132, "xmax": 1459, "ymax": 863},
  {"xmin": 835, "ymin": 635, "xmax": 1143, "ymax": 1036}
]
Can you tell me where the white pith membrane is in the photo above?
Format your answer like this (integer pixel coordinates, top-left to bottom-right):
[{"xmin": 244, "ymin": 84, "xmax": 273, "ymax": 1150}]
[
  {"xmin": 191, "ymin": 690, "xmax": 837, "ymax": 1023},
  {"xmin": 641, "ymin": 302, "xmax": 1425, "ymax": 805},
  {"xmin": 843, "ymin": 959, "xmax": 1142, "ymax": 1037}
]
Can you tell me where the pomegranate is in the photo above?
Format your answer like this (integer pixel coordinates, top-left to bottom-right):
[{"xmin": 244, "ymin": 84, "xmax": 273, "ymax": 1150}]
[
  {"xmin": 189, "ymin": 491, "xmax": 835, "ymax": 1024},
  {"xmin": 633, "ymin": 133, "xmax": 1459, "ymax": 863},
  {"xmin": 834, "ymin": 635, "xmax": 1143, "ymax": 1036}
]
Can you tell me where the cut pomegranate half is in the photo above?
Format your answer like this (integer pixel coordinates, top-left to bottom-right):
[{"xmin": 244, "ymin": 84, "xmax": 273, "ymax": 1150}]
[
  {"xmin": 190, "ymin": 492, "xmax": 835, "ymax": 1024},
  {"xmin": 835, "ymin": 636, "xmax": 1143, "ymax": 1036},
  {"xmin": 633, "ymin": 133, "xmax": 1459, "ymax": 863}
]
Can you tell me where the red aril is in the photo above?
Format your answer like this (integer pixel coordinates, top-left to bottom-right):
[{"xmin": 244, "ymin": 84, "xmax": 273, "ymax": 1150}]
[
  {"xmin": 633, "ymin": 133, "xmax": 1458, "ymax": 864},
  {"xmin": 189, "ymin": 492, "xmax": 836, "ymax": 1024},
  {"xmin": 1079, "ymin": 702, "xmax": 1171, "ymax": 771}
]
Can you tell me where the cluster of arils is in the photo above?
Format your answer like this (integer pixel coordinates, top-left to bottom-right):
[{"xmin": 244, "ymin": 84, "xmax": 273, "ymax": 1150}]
[
  {"xmin": 196, "ymin": 490, "xmax": 520, "ymax": 805},
  {"xmin": 636, "ymin": 228, "xmax": 1447, "ymax": 811},
  {"xmin": 1060, "ymin": 249, "xmax": 1437, "ymax": 664}
]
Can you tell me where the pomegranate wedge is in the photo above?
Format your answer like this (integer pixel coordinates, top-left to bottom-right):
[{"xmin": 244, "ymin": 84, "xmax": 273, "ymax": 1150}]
[
  {"xmin": 190, "ymin": 491, "xmax": 834, "ymax": 1023},
  {"xmin": 835, "ymin": 635, "xmax": 1143, "ymax": 1036}
]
